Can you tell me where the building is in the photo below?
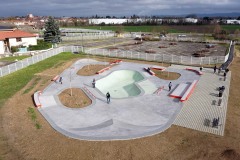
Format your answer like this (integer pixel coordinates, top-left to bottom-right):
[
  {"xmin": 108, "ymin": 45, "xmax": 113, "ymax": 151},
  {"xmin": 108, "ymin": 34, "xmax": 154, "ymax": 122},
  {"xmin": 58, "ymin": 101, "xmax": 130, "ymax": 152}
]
[
  {"xmin": 0, "ymin": 29, "xmax": 37, "ymax": 54},
  {"xmin": 184, "ymin": 18, "xmax": 198, "ymax": 23},
  {"xmin": 89, "ymin": 19, "xmax": 128, "ymax": 25},
  {"xmin": 226, "ymin": 19, "xmax": 240, "ymax": 24}
]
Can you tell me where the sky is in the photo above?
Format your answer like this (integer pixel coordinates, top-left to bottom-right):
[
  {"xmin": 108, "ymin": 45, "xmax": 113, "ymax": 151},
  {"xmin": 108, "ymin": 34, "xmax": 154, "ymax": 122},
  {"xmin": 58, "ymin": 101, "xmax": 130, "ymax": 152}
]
[{"xmin": 0, "ymin": 0, "xmax": 240, "ymax": 17}]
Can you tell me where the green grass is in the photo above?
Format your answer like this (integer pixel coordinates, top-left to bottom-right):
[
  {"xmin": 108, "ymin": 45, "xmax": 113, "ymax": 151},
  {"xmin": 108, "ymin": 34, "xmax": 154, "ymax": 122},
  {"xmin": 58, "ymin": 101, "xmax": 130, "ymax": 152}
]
[
  {"xmin": 0, "ymin": 55, "xmax": 29, "ymax": 62},
  {"xmin": 221, "ymin": 25, "xmax": 240, "ymax": 32},
  {"xmin": 0, "ymin": 52, "xmax": 85, "ymax": 107},
  {"xmin": 67, "ymin": 25, "xmax": 240, "ymax": 33},
  {"xmin": 27, "ymin": 107, "xmax": 42, "ymax": 129},
  {"xmin": 73, "ymin": 25, "xmax": 185, "ymax": 33},
  {"xmin": 22, "ymin": 76, "xmax": 41, "ymax": 94}
]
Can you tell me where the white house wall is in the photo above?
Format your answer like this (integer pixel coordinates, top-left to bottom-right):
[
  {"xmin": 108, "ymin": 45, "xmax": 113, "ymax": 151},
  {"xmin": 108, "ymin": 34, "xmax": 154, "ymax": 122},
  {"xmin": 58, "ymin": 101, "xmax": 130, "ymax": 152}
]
[
  {"xmin": 89, "ymin": 19, "xmax": 128, "ymax": 24},
  {"xmin": 8, "ymin": 37, "xmax": 37, "ymax": 48},
  {"xmin": 0, "ymin": 41, "xmax": 4, "ymax": 54}
]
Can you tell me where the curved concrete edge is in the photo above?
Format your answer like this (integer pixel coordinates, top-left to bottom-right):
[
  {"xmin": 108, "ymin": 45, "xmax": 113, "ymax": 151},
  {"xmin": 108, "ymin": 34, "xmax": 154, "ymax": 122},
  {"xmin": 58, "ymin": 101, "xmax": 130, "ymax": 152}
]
[
  {"xmin": 37, "ymin": 104, "xmax": 183, "ymax": 141},
  {"xmin": 33, "ymin": 91, "xmax": 42, "ymax": 108}
]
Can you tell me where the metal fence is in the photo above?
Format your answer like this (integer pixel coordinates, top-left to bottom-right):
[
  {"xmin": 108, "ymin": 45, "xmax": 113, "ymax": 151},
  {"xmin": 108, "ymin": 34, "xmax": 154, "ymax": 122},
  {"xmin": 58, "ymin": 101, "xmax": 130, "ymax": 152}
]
[
  {"xmin": 84, "ymin": 48, "xmax": 226, "ymax": 65},
  {"xmin": 0, "ymin": 41, "xmax": 231, "ymax": 77},
  {"xmin": 0, "ymin": 46, "xmax": 82, "ymax": 77},
  {"xmin": 62, "ymin": 33, "xmax": 114, "ymax": 41}
]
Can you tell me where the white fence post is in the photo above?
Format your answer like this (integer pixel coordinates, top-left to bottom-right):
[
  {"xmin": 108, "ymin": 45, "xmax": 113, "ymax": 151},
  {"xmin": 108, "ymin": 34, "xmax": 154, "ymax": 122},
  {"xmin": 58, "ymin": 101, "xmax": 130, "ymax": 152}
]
[
  {"xmin": 15, "ymin": 63, "xmax": 17, "ymax": 71},
  {"xmin": 8, "ymin": 65, "xmax": 10, "ymax": 74},
  {"xmin": 0, "ymin": 68, "xmax": 2, "ymax": 77}
]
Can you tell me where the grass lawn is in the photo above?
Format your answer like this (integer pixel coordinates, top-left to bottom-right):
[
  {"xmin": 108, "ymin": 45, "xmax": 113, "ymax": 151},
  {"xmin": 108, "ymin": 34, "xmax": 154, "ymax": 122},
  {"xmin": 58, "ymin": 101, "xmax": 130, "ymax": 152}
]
[
  {"xmin": 221, "ymin": 25, "xmax": 240, "ymax": 32},
  {"xmin": 0, "ymin": 52, "xmax": 85, "ymax": 106},
  {"xmin": 68, "ymin": 25, "xmax": 185, "ymax": 33},
  {"xmin": 0, "ymin": 55, "xmax": 30, "ymax": 62},
  {"xmin": 68, "ymin": 25, "xmax": 240, "ymax": 33}
]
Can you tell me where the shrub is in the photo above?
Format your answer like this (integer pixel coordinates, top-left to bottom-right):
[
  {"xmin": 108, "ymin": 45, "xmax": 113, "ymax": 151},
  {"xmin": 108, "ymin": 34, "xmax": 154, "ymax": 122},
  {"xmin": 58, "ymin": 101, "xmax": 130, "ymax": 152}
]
[
  {"xmin": 28, "ymin": 40, "xmax": 52, "ymax": 51},
  {"xmin": 11, "ymin": 46, "xmax": 19, "ymax": 53}
]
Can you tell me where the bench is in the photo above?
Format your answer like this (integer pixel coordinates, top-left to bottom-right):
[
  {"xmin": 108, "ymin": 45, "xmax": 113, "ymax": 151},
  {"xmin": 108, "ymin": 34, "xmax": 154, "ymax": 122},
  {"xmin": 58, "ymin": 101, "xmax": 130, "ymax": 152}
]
[
  {"xmin": 33, "ymin": 91, "xmax": 42, "ymax": 108},
  {"xmin": 180, "ymin": 80, "xmax": 198, "ymax": 102},
  {"xmin": 186, "ymin": 68, "xmax": 203, "ymax": 75},
  {"xmin": 144, "ymin": 67, "xmax": 156, "ymax": 76},
  {"xmin": 109, "ymin": 60, "xmax": 122, "ymax": 65},
  {"xmin": 51, "ymin": 75, "xmax": 59, "ymax": 82},
  {"xmin": 151, "ymin": 66, "xmax": 166, "ymax": 71},
  {"xmin": 96, "ymin": 66, "xmax": 111, "ymax": 74}
]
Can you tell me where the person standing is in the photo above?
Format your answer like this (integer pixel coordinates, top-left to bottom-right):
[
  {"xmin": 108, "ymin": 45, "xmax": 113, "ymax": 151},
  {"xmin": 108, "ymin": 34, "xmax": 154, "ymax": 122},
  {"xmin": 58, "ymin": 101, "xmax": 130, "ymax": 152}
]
[
  {"xmin": 214, "ymin": 65, "xmax": 217, "ymax": 74},
  {"xmin": 168, "ymin": 82, "xmax": 172, "ymax": 91},
  {"xmin": 218, "ymin": 67, "xmax": 221, "ymax": 75},
  {"xmin": 106, "ymin": 92, "xmax": 111, "ymax": 104},
  {"xmin": 92, "ymin": 78, "xmax": 96, "ymax": 88},
  {"xmin": 223, "ymin": 72, "xmax": 227, "ymax": 81},
  {"xmin": 200, "ymin": 66, "xmax": 203, "ymax": 72},
  {"xmin": 59, "ymin": 77, "xmax": 63, "ymax": 84}
]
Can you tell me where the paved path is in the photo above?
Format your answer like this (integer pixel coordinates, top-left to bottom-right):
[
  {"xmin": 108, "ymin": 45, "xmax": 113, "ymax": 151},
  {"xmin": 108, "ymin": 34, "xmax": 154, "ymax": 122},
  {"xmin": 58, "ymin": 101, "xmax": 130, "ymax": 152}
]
[
  {"xmin": 173, "ymin": 65, "xmax": 231, "ymax": 136},
  {"xmin": 38, "ymin": 59, "xmax": 200, "ymax": 140}
]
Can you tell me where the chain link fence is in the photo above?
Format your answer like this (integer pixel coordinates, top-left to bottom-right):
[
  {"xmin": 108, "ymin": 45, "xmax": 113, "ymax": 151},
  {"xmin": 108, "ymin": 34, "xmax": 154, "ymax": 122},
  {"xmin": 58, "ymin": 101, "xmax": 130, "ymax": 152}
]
[
  {"xmin": 84, "ymin": 47, "xmax": 227, "ymax": 65},
  {"xmin": 0, "ymin": 46, "xmax": 81, "ymax": 77},
  {"xmin": 0, "ymin": 41, "xmax": 232, "ymax": 77},
  {"xmin": 62, "ymin": 33, "xmax": 114, "ymax": 41}
]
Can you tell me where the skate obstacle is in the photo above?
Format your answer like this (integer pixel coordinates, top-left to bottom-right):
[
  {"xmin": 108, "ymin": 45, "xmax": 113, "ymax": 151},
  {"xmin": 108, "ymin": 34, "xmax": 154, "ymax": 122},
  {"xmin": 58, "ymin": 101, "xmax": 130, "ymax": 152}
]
[{"xmin": 170, "ymin": 80, "xmax": 198, "ymax": 102}]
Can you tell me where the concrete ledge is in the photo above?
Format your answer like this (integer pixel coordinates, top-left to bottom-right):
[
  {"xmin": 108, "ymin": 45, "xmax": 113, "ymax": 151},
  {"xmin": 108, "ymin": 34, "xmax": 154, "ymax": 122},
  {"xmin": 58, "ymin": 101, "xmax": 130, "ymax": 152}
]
[
  {"xmin": 186, "ymin": 68, "xmax": 203, "ymax": 75},
  {"xmin": 144, "ymin": 67, "xmax": 156, "ymax": 76},
  {"xmin": 151, "ymin": 66, "xmax": 166, "ymax": 71},
  {"xmin": 33, "ymin": 91, "xmax": 42, "ymax": 108},
  {"xmin": 181, "ymin": 80, "xmax": 198, "ymax": 102},
  {"xmin": 154, "ymin": 86, "xmax": 164, "ymax": 95},
  {"xmin": 51, "ymin": 75, "xmax": 59, "ymax": 81},
  {"xmin": 96, "ymin": 66, "xmax": 111, "ymax": 74},
  {"xmin": 83, "ymin": 86, "xmax": 96, "ymax": 99},
  {"xmin": 170, "ymin": 83, "xmax": 189, "ymax": 98},
  {"xmin": 110, "ymin": 59, "xmax": 122, "ymax": 65}
]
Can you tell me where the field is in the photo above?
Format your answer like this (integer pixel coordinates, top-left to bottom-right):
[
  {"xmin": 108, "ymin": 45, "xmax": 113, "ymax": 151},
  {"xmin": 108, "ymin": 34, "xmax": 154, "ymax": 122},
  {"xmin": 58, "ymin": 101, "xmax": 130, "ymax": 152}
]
[
  {"xmin": 0, "ymin": 45, "xmax": 240, "ymax": 159},
  {"xmin": 78, "ymin": 25, "xmax": 240, "ymax": 33}
]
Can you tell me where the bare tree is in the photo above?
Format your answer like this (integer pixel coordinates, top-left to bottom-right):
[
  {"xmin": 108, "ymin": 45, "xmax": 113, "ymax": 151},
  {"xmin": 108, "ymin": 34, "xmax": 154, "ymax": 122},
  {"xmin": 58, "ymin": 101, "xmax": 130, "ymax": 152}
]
[{"xmin": 234, "ymin": 29, "xmax": 240, "ymax": 38}]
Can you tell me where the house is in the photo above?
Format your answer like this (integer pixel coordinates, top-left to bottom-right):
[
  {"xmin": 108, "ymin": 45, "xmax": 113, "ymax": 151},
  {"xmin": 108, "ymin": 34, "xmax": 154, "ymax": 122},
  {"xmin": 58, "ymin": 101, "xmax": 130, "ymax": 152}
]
[
  {"xmin": 0, "ymin": 29, "xmax": 37, "ymax": 54},
  {"xmin": 184, "ymin": 18, "xmax": 198, "ymax": 23},
  {"xmin": 226, "ymin": 19, "xmax": 240, "ymax": 24}
]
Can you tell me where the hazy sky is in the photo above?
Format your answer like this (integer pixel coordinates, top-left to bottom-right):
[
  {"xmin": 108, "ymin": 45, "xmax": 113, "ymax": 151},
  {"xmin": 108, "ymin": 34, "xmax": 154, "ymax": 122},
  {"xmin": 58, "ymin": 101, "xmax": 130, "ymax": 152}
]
[{"xmin": 0, "ymin": 0, "xmax": 239, "ymax": 17}]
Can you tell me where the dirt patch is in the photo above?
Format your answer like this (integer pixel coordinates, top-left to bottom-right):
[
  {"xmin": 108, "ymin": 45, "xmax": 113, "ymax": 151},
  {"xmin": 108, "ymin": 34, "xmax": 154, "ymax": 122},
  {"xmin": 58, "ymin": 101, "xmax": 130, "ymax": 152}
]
[
  {"xmin": 58, "ymin": 88, "xmax": 92, "ymax": 108},
  {"xmin": 77, "ymin": 64, "xmax": 108, "ymax": 76},
  {"xmin": 221, "ymin": 149, "xmax": 240, "ymax": 160},
  {"xmin": 153, "ymin": 70, "xmax": 181, "ymax": 80}
]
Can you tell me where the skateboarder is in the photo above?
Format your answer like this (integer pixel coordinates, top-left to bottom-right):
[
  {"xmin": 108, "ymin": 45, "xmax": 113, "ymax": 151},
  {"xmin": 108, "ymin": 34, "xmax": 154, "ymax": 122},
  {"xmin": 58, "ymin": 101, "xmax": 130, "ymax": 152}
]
[
  {"xmin": 106, "ymin": 92, "xmax": 111, "ymax": 104},
  {"xmin": 223, "ymin": 72, "xmax": 226, "ymax": 81},
  {"xmin": 168, "ymin": 82, "xmax": 172, "ymax": 91},
  {"xmin": 59, "ymin": 77, "xmax": 63, "ymax": 84},
  {"xmin": 92, "ymin": 78, "xmax": 96, "ymax": 88},
  {"xmin": 214, "ymin": 65, "xmax": 217, "ymax": 73}
]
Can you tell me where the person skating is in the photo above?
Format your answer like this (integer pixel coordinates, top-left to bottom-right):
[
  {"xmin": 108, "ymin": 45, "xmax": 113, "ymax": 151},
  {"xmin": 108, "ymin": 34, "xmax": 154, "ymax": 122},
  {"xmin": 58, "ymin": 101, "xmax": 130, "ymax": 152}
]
[
  {"xmin": 168, "ymin": 82, "xmax": 172, "ymax": 91},
  {"xmin": 106, "ymin": 92, "xmax": 111, "ymax": 104}
]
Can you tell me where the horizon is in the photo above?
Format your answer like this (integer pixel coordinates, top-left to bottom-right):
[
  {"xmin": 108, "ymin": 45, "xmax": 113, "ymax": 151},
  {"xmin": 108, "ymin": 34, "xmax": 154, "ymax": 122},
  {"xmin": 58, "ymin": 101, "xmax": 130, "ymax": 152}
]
[{"xmin": 0, "ymin": 0, "xmax": 240, "ymax": 17}]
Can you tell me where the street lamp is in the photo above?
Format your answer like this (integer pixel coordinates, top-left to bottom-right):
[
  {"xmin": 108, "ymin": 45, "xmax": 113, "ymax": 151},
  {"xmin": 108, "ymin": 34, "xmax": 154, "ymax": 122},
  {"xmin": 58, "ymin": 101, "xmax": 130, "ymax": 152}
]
[{"xmin": 69, "ymin": 66, "xmax": 74, "ymax": 96}]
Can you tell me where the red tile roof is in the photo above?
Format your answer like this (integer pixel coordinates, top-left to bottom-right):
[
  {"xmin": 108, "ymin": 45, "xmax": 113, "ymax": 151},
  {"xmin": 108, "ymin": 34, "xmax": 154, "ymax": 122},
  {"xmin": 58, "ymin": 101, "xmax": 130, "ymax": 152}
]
[{"xmin": 0, "ymin": 29, "xmax": 36, "ymax": 40}]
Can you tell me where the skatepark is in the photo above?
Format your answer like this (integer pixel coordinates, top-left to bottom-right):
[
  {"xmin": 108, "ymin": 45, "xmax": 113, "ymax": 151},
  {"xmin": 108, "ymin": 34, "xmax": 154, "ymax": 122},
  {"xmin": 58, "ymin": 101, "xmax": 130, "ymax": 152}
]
[{"xmin": 34, "ymin": 58, "xmax": 231, "ymax": 140}]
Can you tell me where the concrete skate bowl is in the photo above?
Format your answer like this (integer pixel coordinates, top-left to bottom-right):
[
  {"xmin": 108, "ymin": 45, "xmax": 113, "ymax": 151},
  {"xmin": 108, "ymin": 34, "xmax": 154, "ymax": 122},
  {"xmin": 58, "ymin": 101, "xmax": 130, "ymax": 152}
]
[{"xmin": 96, "ymin": 70, "xmax": 145, "ymax": 98}]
